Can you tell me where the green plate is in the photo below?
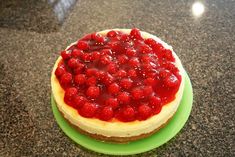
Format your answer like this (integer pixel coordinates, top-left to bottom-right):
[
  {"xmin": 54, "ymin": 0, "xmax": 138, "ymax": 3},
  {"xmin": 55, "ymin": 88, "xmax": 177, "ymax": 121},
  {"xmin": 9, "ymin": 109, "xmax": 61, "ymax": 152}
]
[{"xmin": 51, "ymin": 72, "xmax": 193, "ymax": 155}]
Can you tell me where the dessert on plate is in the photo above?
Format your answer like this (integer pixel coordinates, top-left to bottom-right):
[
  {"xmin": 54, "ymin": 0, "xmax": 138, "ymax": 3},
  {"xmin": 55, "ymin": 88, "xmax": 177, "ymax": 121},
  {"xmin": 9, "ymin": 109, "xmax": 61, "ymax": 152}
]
[{"xmin": 51, "ymin": 28, "xmax": 185, "ymax": 143}]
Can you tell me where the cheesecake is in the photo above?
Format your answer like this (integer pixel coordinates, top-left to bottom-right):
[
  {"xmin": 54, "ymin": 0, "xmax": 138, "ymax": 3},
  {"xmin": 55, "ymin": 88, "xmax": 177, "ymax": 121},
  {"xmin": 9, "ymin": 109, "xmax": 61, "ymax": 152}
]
[{"xmin": 51, "ymin": 28, "xmax": 185, "ymax": 143}]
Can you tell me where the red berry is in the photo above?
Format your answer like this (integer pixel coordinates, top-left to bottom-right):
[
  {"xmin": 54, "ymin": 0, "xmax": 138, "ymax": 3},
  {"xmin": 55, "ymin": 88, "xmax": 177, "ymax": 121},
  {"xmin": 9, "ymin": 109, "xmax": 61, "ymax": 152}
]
[
  {"xmin": 86, "ymin": 76, "xmax": 97, "ymax": 86},
  {"xmin": 164, "ymin": 62, "xmax": 177, "ymax": 72},
  {"xmin": 131, "ymin": 88, "xmax": 144, "ymax": 100},
  {"xmin": 117, "ymin": 92, "xmax": 130, "ymax": 104},
  {"xmin": 97, "ymin": 36, "xmax": 105, "ymax": 43},
  {"xmin": 107, "ymin": 41, "xmax": 119, "ymax": 51},
  {"xmin": 159, "ymin": 69, "xmax": 171, "ymax": 78},
  {"xmin": 92, "ymin": 33, "xmax": 105, "ymax": 43},
  {"xmin": 107, "ymin": 63, "xmax": 117, "ymax": 74},
  {"xmin": 117, "ymin": 55, "xmax": 128, "ymax": 64},
  {"xmin": 74, "ymin": 74, "xmax": 86, "ymax": 85},
  {"xmin": 130, "ymin": 28, "xmax": 142, "ymax": 39},
  {"xmin": 115, "ymin": 70, "xmax": 127, "ymax": 78},
  {"xmin": 162, "ymin": 49, "xmax": 175, "ymax": 61},
  {"xmin": 144, "ymin": 38, "xmax": 157, "ymax": 47},
  {"xmin": 71, "ymin": 49, "xmax": 82, "ymax": 58},
  {"xmin": 146, "ymin": 71, "xmax": 157, "ymax": 78},
  {"xmin": 164, "ymin": 74, "xmax": 179, "ymax": 87},
  {"xmin": 150, "ymin": 96, "xmax": 162, "ymax": 114},
  {"xmin": 64, "ymin": 87, "xmax": 78, "ymax": 101},
  {"xmin": 140, "ymin": 44, "xmax": 152, "ymax": 54},
  {"xmin": 77, "ymin": 41, "xmax": 89, "ymax": 50},
  {"xmin": 95, "ymin": 70, "xmax": 105, "ymax": 80},
  {"xmin": 143, "ymin": 86, "xmax": 153, "ymax": 96},
  {"xmin": 100, "ymin": 106, "xmax": 114, "ymax": 121},
  {"xmin": 102, "ymin": 73, "xmax": 114, "ymax": 85},
  {"xmin": 86, "ymin": 86, "xmax": 100, "ymax": 98},
  {"xmin": 138, "ymin": 104, "xmax": 152, "ymax": 120},
  {"xmin": 129, "ymin": 57, "xmax": 140, "ymax": 67},
  {"xmin": 81, "ymin": 53, "xmax": 91, "ymax": 62},
  {"xmin": 73, "ymin": 68, "xmax": 81, "ymax": 75},
  {"xmin": 79, "ymin": 102, "xmax": 97, "ymax": 118},
  {"xmin": 86, "ymin": 68, "xmax": 98, "ymax": 76},
  {"xmin": 68, "ymin": 58, "xmax": 79, "ymax": 68},
  {"xmin": 144, "ymin": 78, "xmax": 157, "ymax": 86},
  {"xmin": 107, "ymin": 30, "xmax": 117, "ymax": 37},
  {"xmin": 77, "ymin": 63, "xmax": 85, "ymax": 70},
  {"xmin": 152, "ymin": 43, "xmax": 164, "ymax": 53},
  {"xmin": 126, "ymin": 48, "xmax": 136, "ymax": 57},
  {"xmin": 122, "ymin": 107, "xmax": 135, "ymax": 121},
  {"xmin": 153, "ymin": 103, "xmax": 162, "ymax": 114},
  {"xmin": 73, "ymin": 63, "xmax": 85, "ymax": 74},
  {"xmin": 120, "ymin": 34, "xmax": 130, "ymax": 42},
  {"xmin": 128, "ymin": 69, "xmax": 137, "ymax": 78},
  {"xmin": 141, "ymin": 55, "xmax": 152, "ymax": 63},
  {"xmin": 101, "ymin": 49, "xmax": 112, "ymax": 55},
  {"xmin": 100, "ymin": 55, "xmax": 112, "ymax": 65},
  {"xmin": 142, "ymin": 63, "xmax": 154, "ymax": 72},
  {"xmin": 149, "ymin": 96, "xmax": 161, "ymax": 107},
  {"xmin": 108, "ymin": 83, "xmax": 120, "ymax": 94},
  {"xmin": 73, "ymin": 95, "xmax": 87, "ymax": 108},
  {"xmin": 55, "ymin": 66, "xmax": 66, "ymax": 77},
  {"xmin": 61, "ymin": 50, "xmax": 71, "ymax": 60},
  {"xmin": 60, "ymin": 73, "xmax": 72, "ymax": 85},
  {"xmin": 120, "ymin": 78, "xmax": 133, "ymax": 89},
  {"xmin": 105, "ymin": 98, "xmax": 119, "ymax": 109},
  {"xmin": 112, "ymin": 35, "xmax": 120, "ymax": 41},
  {"xmin": 91, "ymin": 51, "xmax": 101, "ymax": 60}
]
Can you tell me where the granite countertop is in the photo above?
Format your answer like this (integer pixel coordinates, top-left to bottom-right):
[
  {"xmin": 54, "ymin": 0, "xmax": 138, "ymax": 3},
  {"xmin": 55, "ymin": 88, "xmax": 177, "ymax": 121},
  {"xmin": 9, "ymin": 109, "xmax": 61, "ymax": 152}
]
[{"xmin": 0, "ymin": 0, "xmax": 234, "ymax": 156}]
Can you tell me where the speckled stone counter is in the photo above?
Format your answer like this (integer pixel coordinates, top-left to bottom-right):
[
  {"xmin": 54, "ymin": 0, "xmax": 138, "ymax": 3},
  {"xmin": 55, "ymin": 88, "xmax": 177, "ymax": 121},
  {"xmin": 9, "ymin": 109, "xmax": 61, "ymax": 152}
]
[{"xmin": 0, "ymin": 0, "xmax": 234, "ymax": 156}]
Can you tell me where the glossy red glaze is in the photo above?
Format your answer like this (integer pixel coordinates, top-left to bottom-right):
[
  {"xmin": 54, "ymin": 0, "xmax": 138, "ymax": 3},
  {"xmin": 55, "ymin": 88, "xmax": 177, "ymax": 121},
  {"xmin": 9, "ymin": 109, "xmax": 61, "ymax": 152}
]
[{"xmin": 55, "ymin": 28, "xmax": 181, "ymax": 121}]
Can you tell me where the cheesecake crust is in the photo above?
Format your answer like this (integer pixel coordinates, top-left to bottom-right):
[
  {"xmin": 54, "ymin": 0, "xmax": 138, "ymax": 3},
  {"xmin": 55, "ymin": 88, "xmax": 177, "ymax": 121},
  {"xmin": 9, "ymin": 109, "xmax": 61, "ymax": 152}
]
[{"xmin": 56, "ymin": 102, "xmax": 176, "ymax": 143}]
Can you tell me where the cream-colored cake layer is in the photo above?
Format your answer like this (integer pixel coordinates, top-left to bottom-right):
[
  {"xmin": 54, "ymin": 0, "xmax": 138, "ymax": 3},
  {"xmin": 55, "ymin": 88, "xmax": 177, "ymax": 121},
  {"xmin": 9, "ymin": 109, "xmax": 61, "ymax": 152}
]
[{"xmin": 51, "ymin": 29, "xmax": 185, "ymax": 137}]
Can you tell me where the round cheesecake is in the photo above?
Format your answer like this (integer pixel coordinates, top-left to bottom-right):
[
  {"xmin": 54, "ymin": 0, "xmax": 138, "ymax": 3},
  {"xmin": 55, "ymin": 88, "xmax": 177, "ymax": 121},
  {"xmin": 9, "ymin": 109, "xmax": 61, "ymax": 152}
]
[{"xmin": 51, "ymin": 28, "xmax": 185, "ymax": 143}]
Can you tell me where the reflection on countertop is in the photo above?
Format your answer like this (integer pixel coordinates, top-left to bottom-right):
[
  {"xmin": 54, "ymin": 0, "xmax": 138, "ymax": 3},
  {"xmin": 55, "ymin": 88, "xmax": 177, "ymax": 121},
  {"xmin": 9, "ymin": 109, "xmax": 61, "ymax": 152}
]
[
  {"xmin": 0, "ymin": 0, "xmax": 76, "ymax": 33},
  {"xmin": 0, "ymin": 0, "xmax": 234, "ymax": 156},
  {"xmin": 192, "ymin": 1, "xmax": 205, "ymax": 17}
]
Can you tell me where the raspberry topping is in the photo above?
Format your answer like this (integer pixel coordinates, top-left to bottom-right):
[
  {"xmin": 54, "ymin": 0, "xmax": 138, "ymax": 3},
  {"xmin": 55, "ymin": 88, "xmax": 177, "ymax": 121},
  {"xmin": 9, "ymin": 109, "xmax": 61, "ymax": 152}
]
[
  {"xmin": 73, "ymin": 95, "xmax": 87, "ymax": 108},
  {"xmin": 79, "ymin": 102, "xmax": 97, "ymax": 118},
  {"xmin": 74, "ymin": 74, "xmax": 86, "ymax": 85},
  {"xmin": 100, "ymin": 107, "xmax": 114, "ymax": 121},
  {"xmin": 105, "ymin": 98, "xmax": 119, "ymax": 109},
  {"xmin": 64, "ymin": 87, "xmax": 78, "ymax": 101},
  {"xmin": 77, "ymin": 41, "xmax": 89, "ymax": 50},
  {"xmin": 108, "ymin": 83, "xmax": 120, "ymax": 94},
  {"xmin": 117, "ymin": 92, "xmax": 130, "ymax": 104},
  {"xmin": 120, "ymin": 78, "xmax": 133, "ymax": 89},
  {"xmin": 86, "ymin": 86, "xmax": 100, "ymax": 98},
  {"xmin": 138, "ymin": 104, "xmax": 152, "ymax": 120},
  {"xmin": 55, "ymin": 66, "xmax": 66, "ymax": 77},
  {"xmin": 55, "ymin": 28, "xmax": 181, "ymax": 122},
  {"xmin": 60, "ymin": 72, "xmax": 72, "ymax": 87},
  {"xmin": 68, "ymin": 58, "xmax": 79, "ymax": 68},
  {"xmin": 121, "ymin": 106, "xmax": 135, "ymax": 121},
  {"xmin": 131, "ymin": 88, "xmax": 144, "ymax": 100},
  {"xmin": 61, "ymin": 50, "xmax": 71, "ymax": 60}
]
